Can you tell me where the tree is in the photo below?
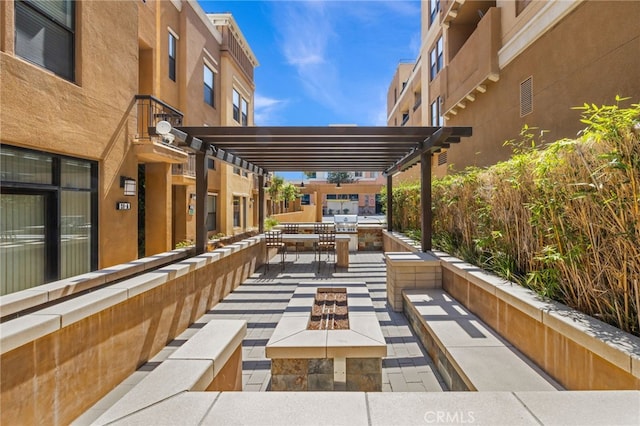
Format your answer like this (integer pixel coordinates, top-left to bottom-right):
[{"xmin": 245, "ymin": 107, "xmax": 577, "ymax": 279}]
[
  {"xmin": 327, "ymin": 171, "xmax": 355, "ymax": 184},
  {"xmin": 281, "ymin": 183, "xmax": 300, "ymax": 211},
  {"xmin": 267, "ymin": 175, "xmax": 284, "ymax": 214}
]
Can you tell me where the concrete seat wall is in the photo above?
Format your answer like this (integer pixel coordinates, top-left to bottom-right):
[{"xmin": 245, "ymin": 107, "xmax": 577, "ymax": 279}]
[{"xmin": 0, "ymin": 238, "xmax": 264, "ymax": 426}]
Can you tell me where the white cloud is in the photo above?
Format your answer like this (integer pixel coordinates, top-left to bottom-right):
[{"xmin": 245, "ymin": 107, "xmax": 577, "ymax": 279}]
[
  {"xmin": 253, "ymin": 93, "xmax": 287, "ymax": 126},
  {"xmin": 274, "ymin": 2, "xmax": 343, "ymax": 111},
  {"xmin": 268, "ymin": 0, "xmax": 420, "ymax": 125}
]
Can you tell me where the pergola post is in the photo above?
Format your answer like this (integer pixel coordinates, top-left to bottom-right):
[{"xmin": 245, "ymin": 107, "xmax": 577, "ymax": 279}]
[
  {"xmin": 258, "ymin": 174, "xmax": 265, "ymax": 233},
  {"xmin": 195, "ymin": 148, "xmax": 209, "ymax": 254},
  {"xmin": 386, "ymin": 174, "xmax": 393, "ymax": 232},
  {"xmin": 420, "ymin": 152, "xmax": 432, "ymax": 252}
]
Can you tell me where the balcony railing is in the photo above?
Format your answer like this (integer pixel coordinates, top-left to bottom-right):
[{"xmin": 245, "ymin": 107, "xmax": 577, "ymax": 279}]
[
  {"xmin": 172, "ymin": 153, "xmax": 196, "ymax": 178},
  {"xmin": 134, "ymin": 95, "xmax": 188, "ymax": 163},
  {"xmin": 135, "ymin": 95, "xmax": 184, "ymax": 141}
]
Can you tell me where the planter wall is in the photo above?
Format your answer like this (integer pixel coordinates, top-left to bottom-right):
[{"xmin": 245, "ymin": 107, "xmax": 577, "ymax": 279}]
[
  {"xmin": 382, "ymin": 231, "xmax": 640, "ymax": 390},
  {"xmin": 0, "ymin": 237, "xmax": 265, "ymax": 425}
]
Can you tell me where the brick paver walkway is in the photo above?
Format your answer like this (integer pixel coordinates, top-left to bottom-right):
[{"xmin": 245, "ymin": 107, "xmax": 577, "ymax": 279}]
[
  {"xmin": 76, "ymin": 251, "xmax": 447, "ymax": 424},
  {"xmin": 199, "ymin": 251, "xmax": 447, "ymax": 392}
]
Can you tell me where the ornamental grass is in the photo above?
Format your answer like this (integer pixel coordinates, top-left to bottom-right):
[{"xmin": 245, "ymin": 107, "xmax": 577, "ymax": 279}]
[{"xmin": 390, "ymin": 99, "xmax": 640, "ymax": 336}]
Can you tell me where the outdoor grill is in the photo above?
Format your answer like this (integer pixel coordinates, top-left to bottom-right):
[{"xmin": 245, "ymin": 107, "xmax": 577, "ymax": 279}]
[{"xmin": 334, "ymin": 214, "xmax": 358, "ymax": 251}]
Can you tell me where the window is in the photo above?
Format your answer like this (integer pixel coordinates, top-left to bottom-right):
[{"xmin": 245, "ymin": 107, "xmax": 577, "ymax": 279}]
[
  {"xmin": 203, "ymin": 64, "xmax": 214, "ymax": 106},
  {"xmin": 0, "ymin": 146, "xmax": 98, "ymax": 294},
  {"xmin": 206, "ymin": 194, "xmax": 217, "ymax": 231},
  {"xmin": 207, "ymin": 158, "xmax": 215, "ymax": 170},
  {"xmin": 233, "ymin": 196, "xmax": 240, "ymax": 227},
  {"xmin": 401, "ymin": 111, "xmax": 409, "ymax": 126},
  {"xmin": 233, "ymin": 167, "xmax": 241, "ymax": 175},
  {"xmin": 168, "ymin": 32, "xmax": 177, "ymax": 81},
  {"xmin": 429, "ymin": 0, "xmax": 440, "ymax": 26},
  {"xmin": 232, "ymin": 89, "xmax": 240, "ymax": 122},
  {"xmin": 429, "ymin": 36, "xmax": 443, "ymax": 81},
  {"xmin": 15, "ymin": 0, "xmax": 75, "ymax": 81},
  {"xmin": 354, "ymin": 172, "xmax": 363, "ymax": 178},
  {"xmin": 431, "ymin": 97, "xmax": 443, "ymax": 127},
  {"xmin": 241, "ymin": 98, "xmax": 248, "ymax": 126}
]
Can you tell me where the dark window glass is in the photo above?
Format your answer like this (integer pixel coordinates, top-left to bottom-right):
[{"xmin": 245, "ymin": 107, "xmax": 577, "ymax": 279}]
[
  {"xmin": 15, "ymin": 0, "xmax": 75, "ymax": 81},
  {"xmin": 204, "ymin": 64, "xmax": 214, "ymax": 106},
  {"xmin": 168, "ymin": 32, "xmax": 176, "ymax": 81},
  {"xmin": 232, "ymin": 90, "xmax": 240, "ymax": 122}
]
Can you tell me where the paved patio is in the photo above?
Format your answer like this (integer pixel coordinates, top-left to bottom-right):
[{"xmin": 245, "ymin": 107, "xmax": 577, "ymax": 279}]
[
  {"xmin": 202, "ymin": 251, "xmax": 446, "ymax": 392},
  {"xmin": 75, "ymin": 251, "xmax": 640, "ymax": 426},
  {"xmin": 76, "ymin": 252, "xmax": 445, "ymax": 424}
]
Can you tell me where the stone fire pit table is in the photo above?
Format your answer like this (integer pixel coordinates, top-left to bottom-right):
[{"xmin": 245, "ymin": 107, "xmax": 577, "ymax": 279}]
[{"xmin": 266, "ymin": 281, "xmax": 387, "ymax": 391}]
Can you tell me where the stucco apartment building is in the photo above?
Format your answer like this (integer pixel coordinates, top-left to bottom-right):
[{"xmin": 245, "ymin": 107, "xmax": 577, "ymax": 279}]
[
  {"xmin": 388, "ymin": 0, "xmax": 640, "ymax": 179},
  {"xmin": 0, "ymin": 0, "xmax": 258, "ymax": 295},
  {"xmin": 302, "ymin": 171, "xmax": 385, "ymax": 218}
]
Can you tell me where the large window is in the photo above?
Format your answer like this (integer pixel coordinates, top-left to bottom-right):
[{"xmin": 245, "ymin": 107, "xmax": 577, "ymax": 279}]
[
  {"xmin": 233, "ymin": 89, "xmax": 240, "ymax": 122},
  {"xmin": 206, "ymin": 194, "xmax": 217, "ymax": 231},
  {"xmin": 0, "ymin": 146, "xmax": 97, "ymax": 295},
  {"xmin": 203, "ymin": 64, "xmax": 215, "ymax": 107},
  {"xmin": 168, "ymin": 32, "xmax": 177, "ymax": 81},
  {"xmin": 429, "ymin": 36, "xmax": 443, "ymax": 81},
  {"xmin": 15, "ymin": 0, "xmax": 75, "ymax": 81}
]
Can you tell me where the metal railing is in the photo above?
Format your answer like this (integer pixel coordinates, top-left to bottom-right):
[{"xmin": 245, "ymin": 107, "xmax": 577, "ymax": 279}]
[
  {"xmin": 135, "ymin": 95, "xmax": 184, "ymax": 141},
  {"xmin": 171, "ymin": 153, "xmax": 196, "ymax": 177}
]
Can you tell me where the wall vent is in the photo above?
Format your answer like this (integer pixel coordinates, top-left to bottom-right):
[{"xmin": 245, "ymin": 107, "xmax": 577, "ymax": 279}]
[
  {"xmin": 438, "ymin": 151, "xmax": 448, "ymax": 166},
  {"xmin": 520, "ymin": 76, "xmax": 533, "ymax": 117}
]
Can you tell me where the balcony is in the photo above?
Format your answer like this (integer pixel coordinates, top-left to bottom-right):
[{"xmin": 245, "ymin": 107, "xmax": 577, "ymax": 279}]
[
  {"xmin": 171, "ymin": 153, "xmax": 197, "ymax": 185},
  {"xmin": 133, "ymin": 95, "xmax": 189, "ymax": 164},
  {"xmin": 443, "ymin": 6, "xmax": 501, "ymax": 116}
]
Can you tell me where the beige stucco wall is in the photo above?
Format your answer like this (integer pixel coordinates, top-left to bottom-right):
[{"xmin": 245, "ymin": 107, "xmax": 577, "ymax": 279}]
[
  {"xmin": 1, "ymin": 1, "xmax": 141, "ymax": 267},
  {"xmin": 1, "ymin": 0, "xmax": 258, "ymax": 279},
  {"xmin": 445, "ymin": 1, "xmax": 640, "ymax": 170}
]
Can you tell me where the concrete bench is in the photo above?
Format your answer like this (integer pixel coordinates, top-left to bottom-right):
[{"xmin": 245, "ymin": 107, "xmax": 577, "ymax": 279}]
[
  {"xmin": 403, "ymin": 289, "xmax": 562, "ymax": 391},
  {"xmin": 94, "ymin": 319, "xmax": 246, "ymax": 425}
]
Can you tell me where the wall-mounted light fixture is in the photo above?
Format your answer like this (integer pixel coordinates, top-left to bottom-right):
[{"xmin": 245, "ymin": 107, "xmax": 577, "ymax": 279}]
[
  {"xmin": 300, "ymin": 181, "xmax": 305, "ymax": 188},
  {"xmin": 120, "ymin": 176, "xmax": 137, "ymax": 196}
]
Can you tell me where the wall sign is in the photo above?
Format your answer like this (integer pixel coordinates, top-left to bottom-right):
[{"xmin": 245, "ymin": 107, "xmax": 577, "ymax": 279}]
[{"xmin": 116, "ymin": 202, "xmax": 131, "ymax": 210}]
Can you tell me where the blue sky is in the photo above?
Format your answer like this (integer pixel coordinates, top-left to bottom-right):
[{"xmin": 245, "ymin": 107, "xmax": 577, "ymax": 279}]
[{"xmin": 198, "ymin": 0, "xmax": 422, "ymax": 179}]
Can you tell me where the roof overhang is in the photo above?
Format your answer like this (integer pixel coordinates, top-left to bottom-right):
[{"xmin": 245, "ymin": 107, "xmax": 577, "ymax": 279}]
[{"xmin": 176, "ymin": 125, "xmax": 472, "ymax": 176}]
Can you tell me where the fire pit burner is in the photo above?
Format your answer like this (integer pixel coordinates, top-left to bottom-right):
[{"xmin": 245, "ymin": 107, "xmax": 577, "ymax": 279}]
[{"xmin": 308, "ymin": 288, "xmax": 349, "ymax": 330}]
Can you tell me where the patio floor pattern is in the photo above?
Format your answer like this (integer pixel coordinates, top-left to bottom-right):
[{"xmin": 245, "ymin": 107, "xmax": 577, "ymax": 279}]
[
  {"xmin": 199, "ymin": 251, "xmax": 447, "ymax": 392},
  {"xmin": 75, "ymin": 252, "xmax": 447, "ymax": 424}
]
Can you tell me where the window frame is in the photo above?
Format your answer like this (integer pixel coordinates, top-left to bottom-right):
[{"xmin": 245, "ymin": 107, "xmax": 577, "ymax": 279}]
[
  {"xmin": 429, "ymin": 0, "xmax": 440, "ymax": 26},
  {"xmin": 168, "ymin": 31, "xmax": 177, "ymax": 82},
  {"xmin": 0, "ymin": 145, "xmax": 98, "ymax": 292},
  {"xmin": 430, "ymin": 36, "xmax": 443, "ymax": 81},
  {"xmin": 14, "ymin": 0, "xmax": 76, "ymax": 81},
  {"xmin": 232, "ymin": 89, "xmax": 240, "ymax": 123},
  {"xmin": 203, "ymin": 63, "xmax": 215, "ymax": 107}
]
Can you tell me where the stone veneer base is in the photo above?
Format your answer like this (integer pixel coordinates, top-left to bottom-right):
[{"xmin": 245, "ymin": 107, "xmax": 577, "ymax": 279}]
[{"xmin": 266, "ymin": 282, "xmax": 386, "ymax": 392}]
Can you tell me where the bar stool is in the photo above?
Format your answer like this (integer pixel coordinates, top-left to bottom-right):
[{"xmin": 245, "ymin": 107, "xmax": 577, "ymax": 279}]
[
  {"xmin": 283, "ymin": 223, "xmax": 303, "ymax": 260},
  {"xmin": 264, "ymin": 231, "xmax": 286, "ymax": 272},
  {"xmin": 316, "ymin": 230, "xmax": 336, "ymax": 272}
]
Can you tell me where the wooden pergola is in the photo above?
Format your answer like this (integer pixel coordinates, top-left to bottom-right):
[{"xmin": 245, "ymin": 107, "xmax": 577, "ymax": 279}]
[{"xmin": 176, "ymin": 125, "xmax": 472, "ymax": 254}]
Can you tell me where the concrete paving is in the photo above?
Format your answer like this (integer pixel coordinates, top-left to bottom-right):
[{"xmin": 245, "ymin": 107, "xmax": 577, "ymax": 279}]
[
  {"xmin": 203, "ymin": 251, "xmax": 446, "ymax": 392},
  {"xmin": 74, "ymin": 251, "xmax": 640, "ymax": 426}
]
